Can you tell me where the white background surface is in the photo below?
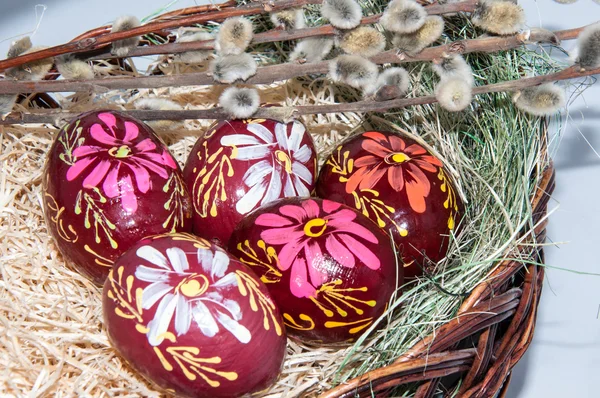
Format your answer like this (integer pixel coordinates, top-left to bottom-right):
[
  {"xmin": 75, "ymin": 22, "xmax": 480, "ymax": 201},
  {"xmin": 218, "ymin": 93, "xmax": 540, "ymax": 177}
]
[{"xmin": 0, "ymin": 1, "xmax": 599, "ymax": 397}]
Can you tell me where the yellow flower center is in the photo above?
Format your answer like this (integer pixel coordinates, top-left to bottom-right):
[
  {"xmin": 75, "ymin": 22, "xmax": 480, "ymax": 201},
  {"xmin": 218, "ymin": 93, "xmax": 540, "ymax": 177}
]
[
  {"xmin": 275, "ymin": 150, "xmax": 293, "ymax": 174},
  {"xmin": 109, "ymin": 145, "xmax": 132, "ymax": 158},
  {"xmin": 304, "ymin": 218, "xmax": 328, "ymax": 237},
  {"xmin": 385, "ymin": 152, "xmax": 411, "ymax": 164},
  {"xmin": 177, "ymin": 274, "xmax": 209, "ymax": 298}
]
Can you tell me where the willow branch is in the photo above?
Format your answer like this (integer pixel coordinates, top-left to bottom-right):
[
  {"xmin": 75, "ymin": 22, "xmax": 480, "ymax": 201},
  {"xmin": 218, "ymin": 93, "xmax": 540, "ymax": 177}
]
[
  {"xmin": 0, "ymin": 0, "xmax": 322, "ymax": 72},
  {"xmin": 2, "ymin": 65, "xmax": 598, "ymax": 126},
  {"xmin": 85, "ymin": 0, "xmax": 479, "ymax": 61},
  {"xmin": 0, "ymin": 25, "xmax": 584, "ymax": 96}
]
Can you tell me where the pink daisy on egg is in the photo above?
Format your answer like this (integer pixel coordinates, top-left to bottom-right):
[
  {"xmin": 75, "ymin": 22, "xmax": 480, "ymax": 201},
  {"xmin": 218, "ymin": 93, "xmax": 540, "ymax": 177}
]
[
  {"xmin": 66, "ymin": 112, "xmax": 177, "ymax": 214},
  {"xmin": 255, "ymin": 199, "xmax": 380, "ymax": 299}
]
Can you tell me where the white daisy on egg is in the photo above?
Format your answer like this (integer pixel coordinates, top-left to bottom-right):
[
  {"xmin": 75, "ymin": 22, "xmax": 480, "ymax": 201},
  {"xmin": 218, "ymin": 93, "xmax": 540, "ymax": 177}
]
[
  {"xmin": 135, "ymin": 245, "xmax": 251, "ymax": 346},
  {"xmin": 220, "ymin": 121, "xmax": 314, "ymax": 215}
]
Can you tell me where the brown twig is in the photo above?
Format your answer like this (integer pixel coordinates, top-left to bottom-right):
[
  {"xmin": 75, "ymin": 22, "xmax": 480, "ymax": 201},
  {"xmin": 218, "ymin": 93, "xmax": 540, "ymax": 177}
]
[
  {"xmin": 0, "ymin": 0, "xmax": 322, "ymax": 72},
  {"xmin": 1, "ymin": 65, "xmax": 598, "ymax": 126},
  {"xmin": 0, "ymin": 26, "xmax": 584, "ymax": 95},
  {"xmin": 84, "ymin": 0, "xmax": 479, "ymax": 61}
]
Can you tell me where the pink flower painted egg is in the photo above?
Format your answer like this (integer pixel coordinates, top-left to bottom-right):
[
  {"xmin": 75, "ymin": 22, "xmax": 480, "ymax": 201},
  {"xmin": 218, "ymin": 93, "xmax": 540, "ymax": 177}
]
[
  {"xmin": 317, "ymin": 131, "xmax": 463, "ymax": 278},
  {"xmin": 183, "ymin": 119, "xmax": 317, "ymax": 245},
  {"xmin": 103, "ymin": 233, "xmax": 287, "ymax": 398},
  {"xmin": 43, "ymin": 110, "xmax": 192, "ymax": 284},
  {"xmin": 228, "ymin": 198, "xmax": 401, "ymax": 344}
]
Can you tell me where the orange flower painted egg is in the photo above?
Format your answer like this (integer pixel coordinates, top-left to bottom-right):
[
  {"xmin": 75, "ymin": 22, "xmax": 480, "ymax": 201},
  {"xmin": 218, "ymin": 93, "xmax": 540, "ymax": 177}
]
[
  {"xmin": 183, "ymin": 119, "xmax": 317, "ymax": 245},
  {"xmin": 103, "ymin": 233, "xmax": 286, "ymax": 398},
  {"xmin": 317, "ymin": 131, "xmax": 462, "ymax": 278},
  {"xmin": 228, "ymin": 198, "xmax": 400, "ymax": 344},
  {"xmin": 43, "ymin": 110, "xmax": 192, "ymax": 285}
]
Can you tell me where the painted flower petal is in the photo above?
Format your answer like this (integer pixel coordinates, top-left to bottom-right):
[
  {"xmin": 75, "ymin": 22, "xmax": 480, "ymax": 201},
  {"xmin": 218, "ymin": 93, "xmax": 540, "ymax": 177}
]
[
  {"xmin": 362, "ymin": 131, "xmax": 387, "ymax": 142},
  {"xmin": 288, "ymin": 122, "xmax": 305, "ymax": 152},
  {"xmin": 147, "ymin": 293, "xmax": 178, "ymax": 346},
  {"xmin": 90, "ymin": 123, "xmax": 119, "ymax": 146},
  {"xmin": 338, "ymin": 233, "xmax": 381, "ymax": 270},
  {"xmin": 304, "ymin": 240, "xmax": 327, "ymax": 287},
  {"xmin": 246, "ymin": 123, "xmax": 274, "ymax": 143},
  {"xmin": 136, "ymin": 266, "xmax": 170, "ymax": 283},
  {"xmin": 294, "ymin": 145, "xmax": 312, "ymax": 163},
  {"xmin": 166, "ymin": 247, "xmax": 190, "ymax": 273},
  {"xmin": 289, "ymin": 257, "xmax": 316, "ymax": 298},
  {"xmin": 134, "ymin": 138, "xmax": 156, "ymax": 153},
  {"xmin": 327, "ymin": 215, "xmax": 378, "ymax": 244},
  {"xmin": 292, "ymin": 175, "xmax": 310, "ymax": 197},
  {"xmin": 406, "ymin": 180, "xmax": 427, "ymax": 213},
  {"xmin": 123, "ymin": 121, "xmax": 140, "ymax": 142},
  {"xmin": 388, "ymin": 135, "xmax": 406, "ymax": 152},
  {"xmin": 222, "ymin": 299, "xmax": 242, "ymax": 320},
  {"xmin": 134, "ymin": 157, "xmax": 168, "ymax": 179},
  {"xmin": 82, "ymin": 160, "xmax": 111, "ymax": 188},
  {"xmin": 259, "ymin": 225, "xmax": 304, "ymax": 245},
  {"xmin": 255, "ymin": 213, "xmax": 294, "ymax": 227},
  {"xmin": 126, "ymin": 162, "xmax": 151, "ymax": 193},
  {"xmin": 345, "ymin": 165, "xmax": 374, "ymax": 193},
  {"xmin": 325, "ymin": 234, "xmax": 355, "ymax": 268},
  {"xmin": 357, "ymin": 165, "xmax": 387, "ymax": 191},
  {"xmin": 322, "ymin": 199, "xmax": 342, "ymax": 214},
  {"xmin": 221, "ymin": 134, "xmax": 262, "ymax": 147},
  {"xmin": 174, "ymin": 295, "xmax": 192, "ymax": 336},
  {"xmin": 66, "ymin": 157, "xmax": 95, "ymax": 181},
  {"xmin": 102, "ymin": 162, "xmax": 120, "ymax": 198},
  {"xmin": 192, "ymin": 300, "xmax": 219, "ymax": 338},
  {"xmin": 211, "ymin": 250, "xmax": 230, "ymax": 279},
  {"xmin": 243, "ymin": 160, "xmax": 271, "ymax": 187},
  {"xmin": 73, "ymin": 145, "xmax": 105, "ymax": 158},
  {"xmin": 414, "ymin": 157, "xmax": 442, "ymax": 172},
  {"xmin": 162, "ymin": 152, "xmax": 178, "ymax": 169},
  {"xmin": 354, "ymin": 155, "xmax": 380, "ymax": 168},
  {"xmin": 98, "ymin": 112, "xmax": 117, "ymax": 129},
  {"xmin": 235, "ymin": 145, "xmax": 271, "ymax": 161},
  {"xmin": 120, "ymin": 175, "xmax": 138, "ymax": 214},
  {"xmin": 274, "ymin": 122, "xmax": 288, "ymax": 150},
  {"xmin": 277, "ymin": 239, "xmax": 306, "ymax": 271},
  {"xmin": 261, "ymin": 166, "xmax": 282, "ymax": 206},
  {"xmin": 137, "ymin": 245, "xmax": 169, "ymax": 269},
  {"xmin": 216, "ymin": 311, "xmax": 251, "ymax": 344},
  {"xmin": 236, "ymin": 180, "xmax": 268, "ymax": 215},
  {"xmin": 407, "ymin": 164, "xmax": 431, "ymax": 196},
  {"xmin": 302, "ymin": 199, "xmax": 320, "ymax": 219},
  {"xmin": 140, "ymin": 281, "xmax": 173, "ymax": 309},
  {"xmin": 292, "ymin": 162, "xmax": 312, "ymax": 183},
  {"xmin": 388, "ymin": 165, "xmax": 405, "ymax": 192},
  {"xmin": 362, "ymin": 139, "xmax": 392, "ymax": 158},
  {"xmin": 279, "ymin": 204, "xmax": 307, "ymax": 222},
  {"xmin": 198, "ymin": 248, "xmax": 215, "ymax": 275},
  {"xmin": 405, "ymin": 144, "xmax": 427, "ymax": 156},
  {"xmin": 213, "ymin": 272, "xmax": 238, "ymax": 288}
]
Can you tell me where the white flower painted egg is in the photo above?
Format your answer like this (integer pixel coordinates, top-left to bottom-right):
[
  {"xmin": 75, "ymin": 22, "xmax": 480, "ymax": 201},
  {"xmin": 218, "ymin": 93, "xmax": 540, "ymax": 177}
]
[
  {"xmin": 102, "ymin": 233, "xmax": 287, "ymax": 397},
  {"xmin": 183, "ymin": 119, "xmax": 317, "ymax": 245}
]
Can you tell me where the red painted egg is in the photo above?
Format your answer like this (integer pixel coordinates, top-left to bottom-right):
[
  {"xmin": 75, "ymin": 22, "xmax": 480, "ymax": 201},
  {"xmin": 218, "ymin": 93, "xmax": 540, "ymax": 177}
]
[
  {"xmin": 317, "ymin": 131, "xmax": 463, "ymax": 278},
  {"xmin": 43, "ymin": 110, "xmax": 192, "ymax": 284},
  {"xmin": 103, "ymin": 233, "xmax": 287, "ymax": 398},
  {"xmin": 183, "ymin": 119, "xmax": 317, "ymax": 245},
  {"xmin": 228, "ymin": 197, "xmax": 400, "ymax": 344}
]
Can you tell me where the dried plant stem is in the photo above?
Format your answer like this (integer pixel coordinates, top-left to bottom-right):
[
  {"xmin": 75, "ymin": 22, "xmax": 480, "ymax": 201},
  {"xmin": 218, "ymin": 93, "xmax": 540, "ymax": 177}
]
[
  {"xmin": 2, "ymin": 65, "xmax": 597, "ymax": 126},
  {"xmin": 0, "ymin": 0, "xmax": 322, "ymax": 72},
  {"xmin": 85, "ymin": 0, "xmax": 479, "ymax": 61},
  {"xmin": 0, "ymin": 26, "xmax": 584, "ymax": 96}
]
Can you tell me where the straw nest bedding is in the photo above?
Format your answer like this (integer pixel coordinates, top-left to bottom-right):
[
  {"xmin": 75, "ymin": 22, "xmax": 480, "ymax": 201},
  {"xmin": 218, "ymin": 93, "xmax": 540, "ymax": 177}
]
[{"xmin": 0, "ymin": 7, "xmax": 557, "ymax": 398}]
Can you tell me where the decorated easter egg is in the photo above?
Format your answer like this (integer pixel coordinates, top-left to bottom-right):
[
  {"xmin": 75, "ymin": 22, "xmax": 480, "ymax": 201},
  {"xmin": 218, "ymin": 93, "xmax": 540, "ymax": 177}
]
[
  {"xmin": 43, "ymin": 110, "xmax": 192, "ymax": 285},
  {"xmin": 228, "ymin": 197, "xmax": 400, "ymax": 344},
  {"xmin": 103, "ymin": 233, "xmax": 286, "ymax": 398},
  {"xmin": 183, "ymin": 119, "xmax": 317, "ymax": 245},
  {"xmin": 317, "ymin": 131, "xmax": 462, "ymax": 278}
]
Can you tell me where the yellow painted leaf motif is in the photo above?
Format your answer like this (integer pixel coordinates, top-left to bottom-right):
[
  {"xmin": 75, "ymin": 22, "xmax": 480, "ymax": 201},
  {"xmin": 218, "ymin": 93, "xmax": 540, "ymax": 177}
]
[
  {"xmin": 74, "ymin": 187, "xmax": 118, "ymax": 249},
  {"xmin": 148, "ymin": 232, "xmax": 212, "ymax": 249},
  {"xmin": 283, "ymin": 313, "xmax": 315, "ymax": 331},
  {"xmin": 309, "ymin": 279, "xmax": 377, "ymax": 319},
  {"xmin": 44, "ymin": 193, "xmax": 79, "ymax": 243},
  {"xmin": 324, "ymin": 318, "xmax": 374, "ymax": 335},
  {"xmin": 192, "ymin": 141, "xmax": 234, "ymax": 218},
  {"xmin": 351, "ymin": 189, "xmax": 408, "ymax": 237},
  {"xmin": 57, "ymin": 120, "xmax": 84, "ymax": 166},
  {"xmin": 106, "ymin": 266, "xmax": 143, "ymax": 323},
  {"xmin": 162, "ymin": 173, "xmax": 190, "ymax": 232},
  {"xmin": 236, "ymin": 240, "xmax": 282, "ymax": 284},
  {"xmin": 437, "ymin": 169, "xmax": 459, "ymax": 230},
  {"xmin": 326, "ymin": 146, "xmax": 354, "ymax": 183},
  {"xmin": 84, "ymin": 244, "xmax": 113, "ymax": 267},
  {"xmin": 235, "ymin": 271, "xmax": 283, "ymax": 336}
]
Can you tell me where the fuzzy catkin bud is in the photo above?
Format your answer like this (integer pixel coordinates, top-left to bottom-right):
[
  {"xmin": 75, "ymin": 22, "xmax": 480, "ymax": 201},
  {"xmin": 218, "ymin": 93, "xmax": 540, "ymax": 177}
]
[
  {"xmin": 215, "ymin": 17, "xmax": 254, "ymax": 56},
  {"xmin": 321, "ymin": 0, "xmax": 363, "ymax": 30},
  {"xmin": 392, "ymin": 16, "xmax": 445, "ymax": 55},
  {"xmin": 472, "ymin": 0, "xmax": 525, "ymax": 36},
  {"xmin": 435, "ymin": 77, "xmax": 473, "ymax": 112},
  {"xmin": 337, "ymin": 27, "xmax": 386, "ymax": 58},
  {"xmin": 210, "ymin": 53, "xmax": 257, "ymax": 83},
  {"xmin": 220, "ymin": 87, "xmax": 260, "ymax": 119},
  {"xmin": 513, "ymin": 84, "xmax": 566, "ymax": 116},
  {"xmin": 111, "ymin": 15, "xmax": 141, "ymax": 57},
  {"xmin": 380, "ymin": 0, "xmax": 426, "ymax": 34},
  {"xmin": 329, "ymin": 55, "xmax": 379, "ymax": 90},
  {"xmin": 574, "ymin": 22, "xmax": 600, "ymax": 70}
]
